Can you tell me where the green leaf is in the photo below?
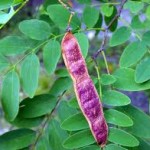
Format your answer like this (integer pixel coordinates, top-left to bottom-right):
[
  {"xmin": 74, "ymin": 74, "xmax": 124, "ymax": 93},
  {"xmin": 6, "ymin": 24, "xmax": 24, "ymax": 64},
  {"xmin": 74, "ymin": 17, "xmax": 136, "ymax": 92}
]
[
  {"xmin": 49, "ymin": 77, "xmax": 72, "ymax": 96},
  {"xmin": 36, "ymin": 135, "xmax": 50, "ymax": 150},
  {"xmin": 108, "ymin": 128, "xmax": 139, "ymax": 147},
  {"xmin": 104, "ymin": 6, "xmax": 118, "ymax": 32},
  {"xmin": 120, "ymin": 105, "xmax": 150, "ymax": 139},
  {"xmin": 0, "ymin": 54, "xmax": 9, "ymax": 72},
  {"xmin": 12, "ymin": 114, "xmax": 43, "ymax": 128},
  {"xmin": 75, "ymin": 33, "xmax": 89, "ymax": 58},
  {"xmin": 102, "ymin": 90, "xmax": 131, "ymax": 106},
  {"xmin": 101, "ymin": 4, "xmax": 114, "ymax": 17},
  {"xmin": 83, "ymin": 6, "xmax": 99, "ymax": 28},
  {"xmin": 55, "ymin": 68, "xmax": 69, "ymax": 77},
  {"xmin": 146, "ymin": 6, "xmax": 150, "ymax": 20},
  {"xmin": 1, "ymin": 71, "xmax": 20, "ymax": 121},
  {"xmin": 94, "ymin": 12, "xmax": 103, "ymax": 35},
  {"xmin": 109, "ymin": 27, "xmax": 131, "ymax": 47},
  {"xmin": 47, "ymin": 4, "xmax": 80, "ymax": 30},
  {"xmin": 124, "ymin": 1, "xmax": 144, "ymax": 14},
  {"xmin": 120, "ymin": 41, "xmax": 147, "ymax": 67},
  {"xmin": 131, "ymin": 15, "xmax": 144, "ymax": 29},
  {"xmin": 101, "ymin": 74, "xmax": 116, "ymax": 85},
  {"xmin": 0, "ymin": 129, "xmax": 36, "ymax": 150},
  {"xmin": 19, "ymin": 19, "xmax": 51, "ymax": 40},
  {"xmin": 68, "ymin": 97, "xmax": 79, "ymax": 109},
  {"xmin": 21, "ymin": 54, "xmax": 40, "ymax": 98},
  {"xmin": 43, "ymin": 40, "xmax": 61, "ymax": 74},
  {"xmin": 48, "ymin": 119, "xmax": 68, "ymax": 150},
  {"xmin": 137, "ymin": 138, "xmax": 150, "ymax": 150},
  {"xmin": 0, "ymin": 7, "xmax": 15, "ymax": 24},
  {"xmin": 57, "ymin": 100, "xmax": 77, "ymax": 123},
  {"xmin": 61, "ymin": 113, "xmax": 88, "ymax": 131},
  {"xmin": 105, "ymin": 109, "xmax": 133, "ymax": 127},
  {"xmin": 135, "ymin": 57, "xmax": 150, "ymax": 83},
  {"xmin": 0, "ymin": 0, "xmax": 13, "ymax": 10},
  {"xmin": 63, "ymin": 130, "xmax": 95, "ymax": 149},
  {"xmin": 106, "ymin": 144, "xmax": 127, "ymax": 150},
  {"xmin": 113, "ymin": 68, "xmax": 150, "ymax": 91},
  {"xmin": 79, "ymin": 145, "xmax": 99, "ymax": 150},
  {"xmin": 142, "ymin": 31, "xmax": 150, "ymax": 47},
  {"xmin": 77, "ymin": 0, "xmax": 91, "ymax": 4},
  {"xmin": 13, "ymin": 0, "xmax": 24, "ymax": 5},
  {"xmin": 20, "ymin": 94, "xmax": 56, "ymax": 118},
  {"xmin": 0, "ymin": 36, "xmax": 30, "ymax": 55}
]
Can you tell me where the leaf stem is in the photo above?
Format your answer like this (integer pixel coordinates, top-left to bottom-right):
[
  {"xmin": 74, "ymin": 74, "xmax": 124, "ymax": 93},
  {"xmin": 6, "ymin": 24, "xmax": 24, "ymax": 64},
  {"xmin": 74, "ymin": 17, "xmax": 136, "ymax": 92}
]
[
  {"xmin": 95, "ymin": 66, "xmax": 102, "ymax": 99},
  {"xmin": 101, "ymin": 51, "xmax": 110, "ymax": 75}
]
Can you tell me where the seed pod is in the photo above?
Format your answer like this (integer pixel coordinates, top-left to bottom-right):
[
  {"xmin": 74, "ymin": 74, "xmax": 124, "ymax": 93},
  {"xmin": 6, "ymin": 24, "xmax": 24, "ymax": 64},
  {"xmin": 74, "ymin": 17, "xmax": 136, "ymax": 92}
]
[{"xmin": 61, "ymin": 31, "xmax": 108, "ymax": 147}]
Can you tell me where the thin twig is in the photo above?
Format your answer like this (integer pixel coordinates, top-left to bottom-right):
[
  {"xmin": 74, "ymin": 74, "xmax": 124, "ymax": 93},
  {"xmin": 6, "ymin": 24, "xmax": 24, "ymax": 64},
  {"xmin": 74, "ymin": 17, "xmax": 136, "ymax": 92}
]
[
  {"xmin": 30, "ymin": 91, "xmax": 66, "ymax": 150},
  {"xmin": 93, "ymin": 0, "xmax": 128, "ymax": 59}
]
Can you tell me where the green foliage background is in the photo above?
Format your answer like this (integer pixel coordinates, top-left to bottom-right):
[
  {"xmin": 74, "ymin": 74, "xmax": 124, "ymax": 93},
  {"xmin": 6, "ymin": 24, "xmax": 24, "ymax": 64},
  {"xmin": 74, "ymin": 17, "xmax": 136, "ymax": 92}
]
[{"xmin": 0, "ymin": 0, "xmax": 150, "ymax": 150}]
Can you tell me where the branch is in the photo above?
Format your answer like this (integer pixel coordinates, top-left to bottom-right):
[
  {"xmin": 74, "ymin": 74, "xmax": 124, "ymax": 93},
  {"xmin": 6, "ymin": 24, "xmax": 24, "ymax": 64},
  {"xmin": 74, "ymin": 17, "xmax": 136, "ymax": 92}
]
[{"xmin": 93, "ymin": 0, "xmax": 128, "ymax": 59}]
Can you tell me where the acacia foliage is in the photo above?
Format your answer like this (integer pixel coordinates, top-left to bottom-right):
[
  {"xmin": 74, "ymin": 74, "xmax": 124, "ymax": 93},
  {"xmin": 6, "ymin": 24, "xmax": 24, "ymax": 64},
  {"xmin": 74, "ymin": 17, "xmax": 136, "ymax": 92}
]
[{"xmin": 0, "ymin": 0, "xmax": 150, "ymax": 150}]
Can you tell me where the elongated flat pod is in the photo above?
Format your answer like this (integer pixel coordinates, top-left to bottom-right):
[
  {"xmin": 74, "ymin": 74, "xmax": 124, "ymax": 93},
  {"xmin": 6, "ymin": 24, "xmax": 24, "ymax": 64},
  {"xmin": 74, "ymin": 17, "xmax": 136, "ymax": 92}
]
[{"xmin": 61, "ymin": 32, "xmax": 108, "ymax": 147}]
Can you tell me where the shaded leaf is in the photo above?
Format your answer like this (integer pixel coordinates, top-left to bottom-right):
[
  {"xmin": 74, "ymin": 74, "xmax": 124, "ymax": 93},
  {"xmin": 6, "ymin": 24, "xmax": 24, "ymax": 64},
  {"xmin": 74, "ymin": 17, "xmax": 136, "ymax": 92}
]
[
  {"xmin": 49, "ymin": 77, "xmax": 72, "ymax": 96},
  {"xmin": 12, "ymin": 114, "xmax": 43, "ymax": 128},
  {"xmin": 79, "ymin": 145, "xmax": 99, "ymax": 150},
  {"xmin": 105, "ymin": 6, "xmax": 118, "ymax": 31},
  {"xmin": 1, "ymin": 71, "xmax": 19, "ymax": 121},
  {"xmin": 63, "ymin": 130, "xmax": 95, "ymax": 149},
  {"xmin": 0, "ymin": 129, "xmax": 36, "ymax": 150},
  {"xmin": 68, "ymin": 98, "xmax": 79, "ymax": 109},
  {"xmin": 142, "ymin": 31, "xmax": 150, "ymax": 47},
  {"xmin": 131, "ymin": 15, "xmax": 144, "ymax": 29},
  {"xmin": 57, "ymin": 100, "xmax": 77, "ymax": 122},
  {"xmin": 55, "ymin": 68, "xmax": 69, "ymax": 77},
  {"xmin": 20, "ymin": 94, "xmax": 56, "ymax": 118},
  {"xmin": 48, "ymin": 119, "xmax": 68, "ymax": 150}
]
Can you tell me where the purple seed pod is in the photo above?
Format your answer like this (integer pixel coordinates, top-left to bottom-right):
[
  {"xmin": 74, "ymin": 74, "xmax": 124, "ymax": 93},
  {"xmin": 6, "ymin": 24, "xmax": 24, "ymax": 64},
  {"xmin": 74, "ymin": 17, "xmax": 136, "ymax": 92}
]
[{"xmin": 61, "ymin": 32, "xmax": 108, "ymax": 147}]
